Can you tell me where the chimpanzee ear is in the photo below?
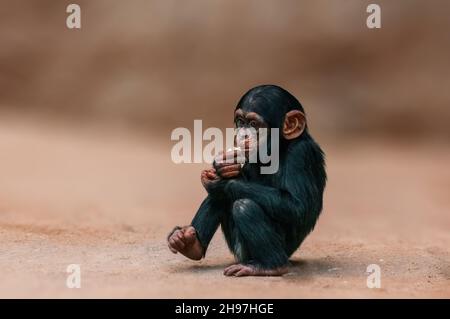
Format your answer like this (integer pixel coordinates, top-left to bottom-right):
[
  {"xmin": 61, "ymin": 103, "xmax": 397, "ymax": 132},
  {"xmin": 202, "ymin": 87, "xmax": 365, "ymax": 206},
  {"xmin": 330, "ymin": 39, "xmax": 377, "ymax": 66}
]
[{"xmin": 282, "ymin": 110, "xmax": 306, "ymax": 140}]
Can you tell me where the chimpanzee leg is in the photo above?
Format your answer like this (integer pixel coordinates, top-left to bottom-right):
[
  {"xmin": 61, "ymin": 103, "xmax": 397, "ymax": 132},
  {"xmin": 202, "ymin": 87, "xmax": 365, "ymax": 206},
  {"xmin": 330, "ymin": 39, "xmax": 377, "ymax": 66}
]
[
  {"xmin": 227, "ymin": 198, "xmax": 288, "ymax": 269},
  {"xmin": 191, "ymin": 195, "xmax": 228, "ymax": 253}
]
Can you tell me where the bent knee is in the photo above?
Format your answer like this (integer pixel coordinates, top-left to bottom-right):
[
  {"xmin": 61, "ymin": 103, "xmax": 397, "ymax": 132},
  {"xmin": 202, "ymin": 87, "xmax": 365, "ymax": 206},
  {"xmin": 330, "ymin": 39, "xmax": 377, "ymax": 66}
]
[{"xmin": 232, "ymin": 199, "xmax": 258, "ymax": 220}]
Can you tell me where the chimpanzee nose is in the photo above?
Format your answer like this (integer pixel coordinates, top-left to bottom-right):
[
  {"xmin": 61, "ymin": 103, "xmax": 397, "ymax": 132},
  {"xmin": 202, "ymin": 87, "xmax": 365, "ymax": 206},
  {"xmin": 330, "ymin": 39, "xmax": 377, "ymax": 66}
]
[{"xmin": 236, "ymin": 128, "xmax": 253, "ymax": 143}]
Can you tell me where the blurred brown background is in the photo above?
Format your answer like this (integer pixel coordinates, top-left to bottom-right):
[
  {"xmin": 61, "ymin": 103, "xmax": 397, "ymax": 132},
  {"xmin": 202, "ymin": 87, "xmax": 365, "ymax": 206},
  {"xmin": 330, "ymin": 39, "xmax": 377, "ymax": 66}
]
[
  {"xmin": 1, "ymin": 0, "xmax": 449, "ymax": 141},
  {"xmin": 0, "ymin": 1, "xmax": 449, "ymax": 298}
]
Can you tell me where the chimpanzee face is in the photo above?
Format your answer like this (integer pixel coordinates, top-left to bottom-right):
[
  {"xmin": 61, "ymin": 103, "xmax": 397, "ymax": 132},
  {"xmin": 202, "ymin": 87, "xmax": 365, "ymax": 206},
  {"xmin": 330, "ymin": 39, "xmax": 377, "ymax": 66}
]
[{"xmin": 234, "ymin": 109, "xmax": 269, "ymax": 154}]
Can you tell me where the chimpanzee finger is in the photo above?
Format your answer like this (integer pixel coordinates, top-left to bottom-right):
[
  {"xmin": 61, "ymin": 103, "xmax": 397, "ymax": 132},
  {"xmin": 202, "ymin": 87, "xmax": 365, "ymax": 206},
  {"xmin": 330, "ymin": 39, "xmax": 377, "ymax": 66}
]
[
  {"xmin": 218, "ymin": 169, "xmax": 240, "ymax": 179},
  {"xmin": 234, "ymin": 268, "xmax": 252, "ymax": 277},
  {"xmin": 206, "ymin": 170, "xmax": 218, "ymax": 178},
  {"xmin": 168, "ymin": 242, "xmax": 178, "ymax": 254},
  {"xmin": 217, "ymin": 164, "xmax": 241, "ymax": 176},
  {"xmin": 175, "ymin": 230, "xmax": 186, "ymax": 244},
  {"xmin": 217, "ymin": 163, "xmax": 241, "ymax": 172},
  {"xmin": 168, "ymin": 238, "xmax": 179, "ymax": 253},
  {"xmin": 169, "ymin": 232, "xmax": 185, "ymax": 250},
  {"xmin": 221, "ymin": 171, "xmax": 240, "ymax": 179},
  {"xmin": 206, "ymin": 171, "xmax": 216, "ymax": 177},
  {"xmin": 206, "ymin": 173, "xmax": 219, "ymax": 181},
  {"xmin": 172, "ymin": 236, "xmax": 185, "ymax": 249},
  {"xmin": 223, "ymin": 264, "xmax": 241, "ymax": 276}
]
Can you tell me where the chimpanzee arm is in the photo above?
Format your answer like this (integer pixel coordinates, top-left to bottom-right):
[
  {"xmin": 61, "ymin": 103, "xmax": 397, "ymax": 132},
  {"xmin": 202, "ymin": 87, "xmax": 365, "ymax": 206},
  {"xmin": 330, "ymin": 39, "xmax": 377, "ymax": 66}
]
[
  {"xmin": 224, "ymin": 179, "xmax": 310, "ymax": 224},
  {"xmin": 191, "ymin": 195, "xmax": 225, "ymax": 254}
]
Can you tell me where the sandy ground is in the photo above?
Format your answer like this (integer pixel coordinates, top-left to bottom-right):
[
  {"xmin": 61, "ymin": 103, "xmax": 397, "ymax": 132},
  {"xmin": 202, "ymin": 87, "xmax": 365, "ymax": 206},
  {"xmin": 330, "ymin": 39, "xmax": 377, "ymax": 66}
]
[{"xmin": 0, "ymin": 117, "xmax": 449, "ymax": 298}]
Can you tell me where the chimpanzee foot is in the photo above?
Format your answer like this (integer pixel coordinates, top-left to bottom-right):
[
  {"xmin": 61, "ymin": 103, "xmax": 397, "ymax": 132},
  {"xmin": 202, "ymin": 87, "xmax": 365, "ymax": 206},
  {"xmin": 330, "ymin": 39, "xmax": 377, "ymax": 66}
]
[
  {"xmin": 223, "ymin": 263, "xmax": 288, "ymax": 277},
  {"xmin": 168, "ymin": 226, "xmax": 204, "ymax": 261}
]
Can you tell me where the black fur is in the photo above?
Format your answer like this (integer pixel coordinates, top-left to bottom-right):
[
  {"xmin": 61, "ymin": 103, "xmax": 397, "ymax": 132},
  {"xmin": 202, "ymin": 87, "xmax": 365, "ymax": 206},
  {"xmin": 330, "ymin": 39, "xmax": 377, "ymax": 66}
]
[{"xmin": 191, "ymin": 85, "xmax": 326, "ymax": 269}]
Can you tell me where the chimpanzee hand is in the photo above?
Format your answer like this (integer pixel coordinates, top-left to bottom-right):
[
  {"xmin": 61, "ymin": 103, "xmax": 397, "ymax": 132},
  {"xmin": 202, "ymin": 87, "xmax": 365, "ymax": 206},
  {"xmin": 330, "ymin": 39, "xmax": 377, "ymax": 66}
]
[
  {"xmin": 167, "ymin": 225, "xmax": 204, "ymax": 260},
  {"xmin": 213, "ymin": 149, "xmax": 245, "ymax": 179},
  {"xmin": 201, "ymin": 168, "xmax": 221, "ymax": 191}
]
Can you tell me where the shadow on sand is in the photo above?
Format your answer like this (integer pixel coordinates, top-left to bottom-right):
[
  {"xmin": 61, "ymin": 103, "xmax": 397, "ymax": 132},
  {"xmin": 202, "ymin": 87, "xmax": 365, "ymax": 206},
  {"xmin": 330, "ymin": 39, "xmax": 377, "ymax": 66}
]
[{"xmin": 170, "ymin": 255, "xmax": 362, "ymax": 280}]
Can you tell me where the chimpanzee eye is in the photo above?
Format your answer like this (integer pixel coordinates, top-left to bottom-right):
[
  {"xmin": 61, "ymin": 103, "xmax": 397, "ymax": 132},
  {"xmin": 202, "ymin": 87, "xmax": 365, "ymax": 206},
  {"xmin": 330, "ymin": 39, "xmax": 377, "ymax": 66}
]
[
  {"xmin": 235, "ymin": 118, "xmax": 245, "ymax": 127},
  {"xmin": 249, "ymin": 120, "xmax": 258, "ymax": 128}
]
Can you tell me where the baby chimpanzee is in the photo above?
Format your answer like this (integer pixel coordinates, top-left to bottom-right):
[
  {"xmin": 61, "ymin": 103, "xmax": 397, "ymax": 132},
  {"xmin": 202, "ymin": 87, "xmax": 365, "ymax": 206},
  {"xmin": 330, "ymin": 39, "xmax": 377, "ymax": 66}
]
[{"xmin": 168, "ymin": 85, "xmax": 326, "ymax": 276}]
